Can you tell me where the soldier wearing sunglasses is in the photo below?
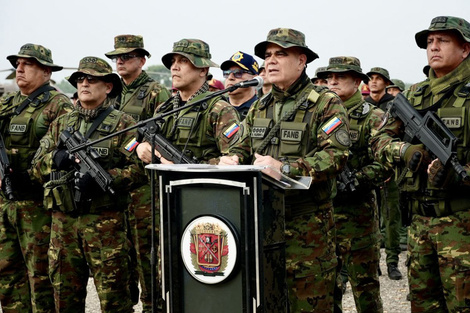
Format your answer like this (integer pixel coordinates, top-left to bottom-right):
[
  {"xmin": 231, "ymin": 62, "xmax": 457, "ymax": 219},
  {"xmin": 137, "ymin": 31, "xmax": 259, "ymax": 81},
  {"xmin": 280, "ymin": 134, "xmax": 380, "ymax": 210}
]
[{"xmin": 221, "ymin": 51, "xmax": 259, "ymax": 120}]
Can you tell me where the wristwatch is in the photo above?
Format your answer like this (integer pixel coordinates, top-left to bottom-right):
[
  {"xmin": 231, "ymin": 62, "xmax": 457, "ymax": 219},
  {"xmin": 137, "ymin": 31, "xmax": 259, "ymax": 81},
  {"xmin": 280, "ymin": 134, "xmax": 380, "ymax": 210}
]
[{"xmin": 281, "ymin": 161, "xmax": 291, "ymax": 176}]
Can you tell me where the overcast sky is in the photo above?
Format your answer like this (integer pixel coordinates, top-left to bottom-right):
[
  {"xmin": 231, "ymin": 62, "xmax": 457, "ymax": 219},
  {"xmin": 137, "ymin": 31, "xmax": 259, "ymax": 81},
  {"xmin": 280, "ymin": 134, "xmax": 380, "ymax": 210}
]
[{"xmin": 1, "ymin": 0, "xmax": 470, "ymax": 87}]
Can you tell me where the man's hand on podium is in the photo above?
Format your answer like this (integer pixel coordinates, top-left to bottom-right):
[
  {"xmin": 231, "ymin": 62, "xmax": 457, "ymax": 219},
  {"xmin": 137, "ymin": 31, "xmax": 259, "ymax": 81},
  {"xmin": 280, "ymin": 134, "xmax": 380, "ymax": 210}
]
[
  {"xmin": 254, "ymin": 153, "xmax": 282, "ymax": 181},
  {"xmin": 219, "ymin": 155, "xmax": 239, "ymax": 165}
]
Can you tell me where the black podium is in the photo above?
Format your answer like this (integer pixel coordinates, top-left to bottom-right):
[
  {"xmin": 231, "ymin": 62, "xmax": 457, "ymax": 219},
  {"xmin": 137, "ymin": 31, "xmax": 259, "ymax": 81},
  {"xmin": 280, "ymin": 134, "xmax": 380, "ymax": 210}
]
[{"xmin": 146, "ymin": 164, "xmax": 287, "ymax": 313}]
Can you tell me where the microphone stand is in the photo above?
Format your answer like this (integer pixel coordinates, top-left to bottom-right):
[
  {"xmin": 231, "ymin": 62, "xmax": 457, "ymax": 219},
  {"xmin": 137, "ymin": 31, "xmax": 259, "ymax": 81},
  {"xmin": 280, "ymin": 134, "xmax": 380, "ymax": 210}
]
[{"xmin": 66, "ymin": 82, "xmax": 245, "ymax": 313}]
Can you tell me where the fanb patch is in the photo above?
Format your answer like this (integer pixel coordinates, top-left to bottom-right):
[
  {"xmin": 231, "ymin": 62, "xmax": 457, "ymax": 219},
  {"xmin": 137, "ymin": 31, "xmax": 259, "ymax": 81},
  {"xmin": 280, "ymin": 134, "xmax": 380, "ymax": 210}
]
[{"xmin": 281, "ymin": 129, "xmax": 302, "ymax": 142}]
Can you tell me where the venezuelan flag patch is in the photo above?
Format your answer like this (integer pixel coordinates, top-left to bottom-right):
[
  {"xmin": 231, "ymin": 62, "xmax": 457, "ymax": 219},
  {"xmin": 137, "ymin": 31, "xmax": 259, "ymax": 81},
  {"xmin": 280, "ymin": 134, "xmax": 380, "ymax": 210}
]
[
  {"xmin": 125, "ymin": 137, "xmax": 139, "ymax": 152},
  {"xmin": 224, "ymin": 123, "xmax": 240, "ymax": 139},
  {"xmin": 322, "ymin": 117, "xmax": 342, "ymax": 135}
]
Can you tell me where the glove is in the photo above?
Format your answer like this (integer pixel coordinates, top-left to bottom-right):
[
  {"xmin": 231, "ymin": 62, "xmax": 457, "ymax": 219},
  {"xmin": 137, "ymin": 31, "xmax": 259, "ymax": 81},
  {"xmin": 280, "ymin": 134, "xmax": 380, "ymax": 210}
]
[
  {"xmin": 402, "ymin": 144, "xmax": 430, "ymax": 172},
  {"xmin": 74, "ymin": 172, "xmax": 95, "ymax": 196},
  {"xmin": 428, "ymin": 159, "xmax": 446, "ymax": 187},
  {"xmin": 53, "ymin": 149, "xmax": 75, "ymax": 170}
]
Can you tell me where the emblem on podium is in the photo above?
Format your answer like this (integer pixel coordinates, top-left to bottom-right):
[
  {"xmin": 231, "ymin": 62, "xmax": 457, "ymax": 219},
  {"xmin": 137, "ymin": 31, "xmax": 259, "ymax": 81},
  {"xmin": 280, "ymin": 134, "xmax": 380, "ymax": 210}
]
[{"xmin": 181, "ymin": 216, "xmax": 238, "ymax": 284}]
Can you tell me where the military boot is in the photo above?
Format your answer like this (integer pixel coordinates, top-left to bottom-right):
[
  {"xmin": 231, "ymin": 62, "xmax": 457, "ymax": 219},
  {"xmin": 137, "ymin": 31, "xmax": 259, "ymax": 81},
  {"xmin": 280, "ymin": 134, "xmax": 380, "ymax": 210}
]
[{"xmin": 387, "ymin": 262, "xmax": 402, "ymax": 280}]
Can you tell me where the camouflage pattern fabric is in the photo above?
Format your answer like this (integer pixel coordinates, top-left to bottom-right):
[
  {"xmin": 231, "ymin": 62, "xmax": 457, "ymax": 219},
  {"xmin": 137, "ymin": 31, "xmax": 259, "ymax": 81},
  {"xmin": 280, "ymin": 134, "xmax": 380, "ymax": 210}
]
[
  {"xmin": 407, "ymin": 211, "xmax": 470, "ymax": 312},
  {"xmin": 105, "ymin": 34, "xmax": 151, "ymax": 58},
  {"xmin": 156, "ymin": 86, "xmax": 250, "ymax": 164},
  {"xmin": 333, "ymin": 90, "xmax": 386, "ymax": 312},
  {"xmin": 370, "ymin": 48, "xmax": 470, "ymax": 312},
  {"xmin": 239, "ymin": 71, "xmax": 350, "ymax": 311},
  {"xmin": 379, "ymin": 179, "xmax": 402, "ymax": 265},
  {"xmin": 31, "ymin": 98, "xmax": 147, "ymax": 312},
  {"xmin": 7, "ymin": 43, "xmax": 63, "ymax": 71},
  {"xmin": 116, "ymin": 69, "xmax": 170, "ymax": 312},
  {"xmin": 0, "ymin": 87, "xmax": 72, "ymax": 313},
  {"xmin": 161, "ymin": 39, "xmax": 219, "ymax": 69}
]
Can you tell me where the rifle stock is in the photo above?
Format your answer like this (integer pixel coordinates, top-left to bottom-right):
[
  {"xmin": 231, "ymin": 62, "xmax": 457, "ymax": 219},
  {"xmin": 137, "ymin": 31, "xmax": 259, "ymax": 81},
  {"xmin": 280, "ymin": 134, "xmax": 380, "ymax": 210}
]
[
  {"xmin": 0, "ymin": 133, "xmax": 14, "ymax": 200},
  {"xmin": 387, "ymin": 93, "xmax": 468, "ymax": 181},
  {"xmin": 138, "ymin": 124, "xmax": 197, "ymax": 164},
  {"xmin": 59, "ymin": 128, "xmax": 115, "ymax": 201}
]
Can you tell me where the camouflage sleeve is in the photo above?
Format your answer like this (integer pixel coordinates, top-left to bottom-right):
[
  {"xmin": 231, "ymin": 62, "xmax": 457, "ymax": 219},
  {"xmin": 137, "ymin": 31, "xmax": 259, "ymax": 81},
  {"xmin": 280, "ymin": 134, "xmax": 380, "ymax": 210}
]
[
  {"xmin": 369, "ymin": 112, "xmax": 407, "ymax": 169},
  {"xmin": 202, "ymin": 99, "xmax": 250, "ymax": 164},
  {"xmin": 358, "ymin": 108, "xmax": 393, "ymax": 184},
  {"xmin": 148, "ymin": 83, "xmax": 171, "ymax": 117},
  {"xmin": 30, "ymin": 116, "xmax": 63, "ymax": 184},
  {"xmin": 37, "ymin": 92, "xmax": 73, "ymax": 136},
  {"xmin": 108, "ymin": 113, "xmax": 147, "ymax": 191},
  {"xmin": 292, "ymin": 92, "xmax": 350, "ymax": 182}
]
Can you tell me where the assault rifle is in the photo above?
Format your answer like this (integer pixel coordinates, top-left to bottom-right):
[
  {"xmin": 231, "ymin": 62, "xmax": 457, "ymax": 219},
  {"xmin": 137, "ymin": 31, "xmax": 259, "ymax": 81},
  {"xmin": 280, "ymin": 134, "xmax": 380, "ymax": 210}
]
[
  {"xmin": 58, "ymin": 128, "xmax": 115, "ymax": 201},
  {"xmin": 137, "ymin": 124, "xmax": 197, "ymax": 164},
  {"xmin": 0, "ymin": 133, "xmax": 14, "ymax": 200},
  {"xmin": 337, "ymin": 164, "xmax": 358, "ymax": 193},
  {"xmin": 386, "ymin": 93, "xmax": 469, "ymax": 181}
]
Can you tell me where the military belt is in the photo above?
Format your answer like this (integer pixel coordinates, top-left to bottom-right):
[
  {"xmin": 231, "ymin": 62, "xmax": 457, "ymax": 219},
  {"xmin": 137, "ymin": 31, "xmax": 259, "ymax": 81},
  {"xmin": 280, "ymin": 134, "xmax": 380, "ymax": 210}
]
[{"xmin": 412, "ymin": 199, "xmax": 469, "ymax": 218}]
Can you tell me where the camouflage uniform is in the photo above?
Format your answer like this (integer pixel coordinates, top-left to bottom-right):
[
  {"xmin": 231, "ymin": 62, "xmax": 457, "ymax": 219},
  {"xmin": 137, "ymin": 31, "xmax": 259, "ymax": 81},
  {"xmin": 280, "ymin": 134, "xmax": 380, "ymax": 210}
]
[
  {"xmin": 0, "ymin": 44, "xmax": 72, "ymax": 313},
  {"xmin": 324, "ymin": 57, "xmax": 386, "ymax": 312},
  {"xmin": 105, "ymin": 34, "xmax": 171, "ymax": 312},
  {"xmin": 242, "ymin": 28, "xmax": 350, "ymax": 312},
  {"xmin": 370, "ymin": 16, "xmax": 470, "ymax": 312},
  {"xmin": 158, "ymin": 39, "xmax": 250, "ymax": 164},
  {"xmin": 31, "ymin": 57, "xmax": 146, "ymax": 313},
  {"xmin": 365, "ymin": 67, "xmax": 403, "ymax": 274}
]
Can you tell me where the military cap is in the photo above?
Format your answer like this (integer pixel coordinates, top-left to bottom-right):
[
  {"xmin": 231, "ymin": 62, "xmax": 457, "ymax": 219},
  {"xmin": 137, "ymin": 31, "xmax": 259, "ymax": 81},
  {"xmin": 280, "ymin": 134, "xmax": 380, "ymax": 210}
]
[
  {"xmin": 313, "ymin": 66, "xmax": 328, "ymax": 80},
  {"xmin": 259, "ymin": 61, "xmax": 266, "ymax": 71},
  {"xmin": 68, "ymin": 56, "xmax": 122, "ymax": 98},
  {"xmin": 161, "ymin": 39, "xmax": 219, "ymax": 69},
  {"xmin": 208, "ymin": 78, "xmax": 225, "ymax": 91},
  {"xmin": 105, "ymin": 34, "xmax": 151, "ymax": 58},
  {"xmin": 415, "ymin": 16, "xmax": 470, "ymax": 49},
  {"xmin": 254, "ymin": 28, "xmax": 318, "ymax": 64},
  {"xmin": 423, "ymin": 64, "xmax": 431, "ymax": 77},
  {"xmin": 361, "ymin": 84, "xmax": 370, "ymax": 95},
  {"xmin": 323, "ymin": 57, "xmax": 369, "ymax": 83},
  {"xmin": 386, "ymin": 79, "xmax": 405, "ymax": 91},
  {"xmin": 7, "ymin": 43, "xmax": 63, "ymax": 72},
  {"xmin": 221, "ymin": 51, "xmax": 259, "ymax": 75},
  {"xmin": 366, "ymin": 67, "xmax": 392, "ymax": 85}
]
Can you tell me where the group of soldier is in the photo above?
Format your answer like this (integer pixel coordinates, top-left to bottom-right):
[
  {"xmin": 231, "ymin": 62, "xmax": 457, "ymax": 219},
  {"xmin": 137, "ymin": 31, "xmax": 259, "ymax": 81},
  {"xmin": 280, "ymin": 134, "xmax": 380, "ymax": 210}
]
[{"xmin": 0, "ymin": 14, "xmax": 469, "ymax": 313}]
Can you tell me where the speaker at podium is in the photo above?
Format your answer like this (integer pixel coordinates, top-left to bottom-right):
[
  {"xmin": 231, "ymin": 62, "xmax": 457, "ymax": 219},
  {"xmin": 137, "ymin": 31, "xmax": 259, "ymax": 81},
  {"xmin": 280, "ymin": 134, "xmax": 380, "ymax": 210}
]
[{"xmin": 146, "ymin": 164, "xmax": 289, "ymax": 313}]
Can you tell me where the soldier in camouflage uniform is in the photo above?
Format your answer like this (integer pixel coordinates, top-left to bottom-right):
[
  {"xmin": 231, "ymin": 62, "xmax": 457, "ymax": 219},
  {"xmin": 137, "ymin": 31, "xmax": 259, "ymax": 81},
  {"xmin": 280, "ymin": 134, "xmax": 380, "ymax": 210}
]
[
  {"xmin": 31, "ymin": 56, "xmax": 146, "ymax": 312},
  {"xmin": 364, "ymin": 67, "xmax": 403, "ymax": 281},
  {"xmin": 386, "ymin": 79, "xmax": 406, "ymax": 97},
  {"xmin": 324, "ymin": 56, "xmax": 387, "ymax": 313},
  {"xmin": 105, "ymin": 34, "xmax": 171, "ymax": 311},
  {"xmin": 221, "ymin": 28, "xmax": 350, "ymax": 312},
  {"xmin": 136, "ymin": 39, "xmax": 249, "ymax": 165},
  {"xmin": 370, "ymin": 16, "xmax": 470, "ymax": 312},
  {"xmin": 0, "ymin": 43, "xmax": 72, "ymax": 313}
]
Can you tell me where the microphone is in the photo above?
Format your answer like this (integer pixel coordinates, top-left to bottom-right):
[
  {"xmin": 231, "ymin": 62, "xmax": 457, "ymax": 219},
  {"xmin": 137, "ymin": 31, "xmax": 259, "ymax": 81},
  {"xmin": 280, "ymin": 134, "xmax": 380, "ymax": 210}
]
[{"xmin": 232, "ymin": 76, "xmax": 264, "ymax": 88}]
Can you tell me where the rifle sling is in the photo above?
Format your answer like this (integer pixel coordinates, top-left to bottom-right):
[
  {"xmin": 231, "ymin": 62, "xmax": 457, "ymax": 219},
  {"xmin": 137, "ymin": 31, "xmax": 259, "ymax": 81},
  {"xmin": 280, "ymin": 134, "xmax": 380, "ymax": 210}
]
[
  {"xmin": 14, "ymin": 85, "xmax": 55, "ymax": 116},
  {"xmin": 84, "ymin": 106, "xmax": 114, "ymax": 140}
]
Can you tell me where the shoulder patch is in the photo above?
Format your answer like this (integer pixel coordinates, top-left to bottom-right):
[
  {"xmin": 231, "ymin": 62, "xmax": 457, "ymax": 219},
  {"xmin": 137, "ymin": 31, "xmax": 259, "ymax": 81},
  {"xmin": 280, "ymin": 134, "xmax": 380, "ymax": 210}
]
[
  {"xmin": 322, "ymin": 116, "xmax": 343, "ymax": 135},
  {"xmin": 223, "ymin": 122, "xmax": 240, "ymax": 139},
  {"xmin": 335, "ymin": 129, "xmax": 351, "ymax": 147}
]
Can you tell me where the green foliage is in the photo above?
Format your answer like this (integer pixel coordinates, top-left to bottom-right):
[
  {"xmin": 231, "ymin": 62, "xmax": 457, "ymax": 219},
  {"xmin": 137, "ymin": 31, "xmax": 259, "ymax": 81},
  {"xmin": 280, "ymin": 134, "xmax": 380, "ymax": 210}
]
[
  {"xmin": 146, "ymin": 65, "xmax": 172, "ymax": 88},
  {"xmin": 55, "ymin": 79, "xmax": 76, "ymax": 94}
]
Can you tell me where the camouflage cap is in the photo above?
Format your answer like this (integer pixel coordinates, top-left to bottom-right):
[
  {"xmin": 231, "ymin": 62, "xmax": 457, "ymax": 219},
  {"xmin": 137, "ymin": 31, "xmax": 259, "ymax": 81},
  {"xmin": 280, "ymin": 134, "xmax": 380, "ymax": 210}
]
[
  {"xmin": 105, "ymin": 34, "xmax": 151, "ymax": 58},
  {"xmin": 7, "ymin": 43, "xmax": 63, "ymax": 72},
  {"xmin": 254, "ymin": 28, "xmax": 318, "ymax": 64},
  {"xmin": 415, "ymin": 16, "xmax": 470, "ymax": 49},
  {"xmin": 68, "ymin": 56, "xmax": 122, "ymax": 98},
  {"xmin": 221, "ymin": 51, "xmax": 259, "ymax": 75},
  {"xmin": 386, "ymin": 79, "xmax": 405, "ymax": 91},
  {"xmin": 161, "ymin": 39, "xmax": 219, "ymax": 69},
  {"xmin": 366, "ymin": 67, "xmax": 392, "ymax": 85},
  {"xmin": 313, "ymin": 66, "xmax": 328, "ymax": 79},
  {"xmin": 323, "ymin": 56, "xmax": 369, "ymax": 82}
]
